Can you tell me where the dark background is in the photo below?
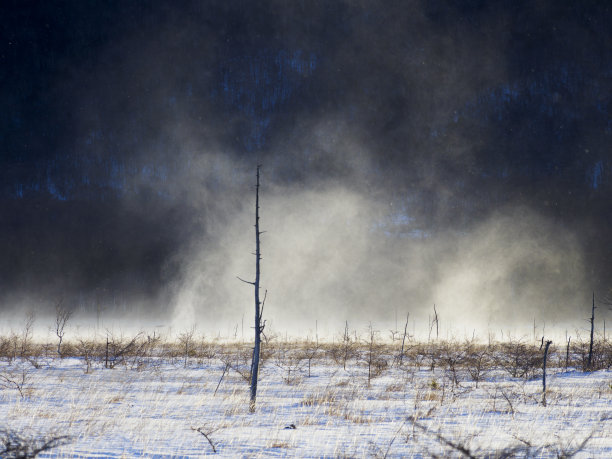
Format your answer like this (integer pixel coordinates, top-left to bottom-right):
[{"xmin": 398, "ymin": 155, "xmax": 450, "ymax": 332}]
[{"xmin": 1, "ymin": 0, "xmax": 611, "ymax": 314}]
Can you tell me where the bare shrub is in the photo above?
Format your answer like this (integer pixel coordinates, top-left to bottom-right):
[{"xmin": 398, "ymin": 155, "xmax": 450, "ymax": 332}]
[
  {"xmin": 177, "ymin": 326, "xmax": 196, "ymax": 368},
  {"xmin": 272, "ymin": 342, "xmax": 304, "ymax": 385},
  {"xmin": 0, "ymin": 315, "xmax": 38, "ymax": 368},
  {"xmin": 196, "ymin": 336, "xmax": 219, "ymax": 365},
  {"xmin": 464, "ymin": 341, "xmax": 491, "ymax": 387},
  {"xmin": 494, "ymin": 339, "xmax": 541, "ymax": 379},
  {"xmin": 0, "ymin": 364, "xmax": 31, "ymax": 398},
  {"xmin": 361, "ymin": 325, "xmax": 388, "ymax": 385},
  {"xmin": 0, "ymin": 335, "xmax": 12, "ymax": 363},
  {"xmin": 296, "ymin": 338, "xmax": 321, "ymax": 378},
  {"xmin": 218, "ymin": 343, "xmax": 252, "ymax": 383},
  {"xmin": 400, "ymin": 342, "xmax": 427, "ymax": 370},
  {"xmin": 104, "ymin": 332, "xmax": 151, "ymax": 369},
  {"xmin": 0, "ymin": 428, "xmax": 71, "ymax": 458},
  {"xmin": 428, "ymin": 343, "xmax": 442, "ymax": 372},
  {"xmin": 75, "ymin": 338, "xmax": 101, "ymax": 373},
  {"xmin": 19, "ymin": 313, "xmax": 36, "ymax": 361},
  {"xmin": 326, "ymin": 322, "xmax": 357, "ymax": 370},
  {"xmin": 576, "ymin": 335, "xmax": 612, "ymax": 371},
  {"xmin": 600, "ymin": 338, "xmax": 612, "ymax": 369},
  {"xmin": 439, "ymin": 341, "xmax": 466, "ymax": 389},
  {"xmin": 407, "ymin": 416, "xmax": 541, "ymax": 458}
]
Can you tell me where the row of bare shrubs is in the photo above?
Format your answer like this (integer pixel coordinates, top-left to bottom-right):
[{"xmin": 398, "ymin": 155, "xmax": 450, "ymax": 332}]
[
  {"xmin": 1, "ymin": 328, "xmax": 611, "ymax": 382},
  {"xmin": 267, "ymin": 335, "xmax": 612, "ymax": 386}
]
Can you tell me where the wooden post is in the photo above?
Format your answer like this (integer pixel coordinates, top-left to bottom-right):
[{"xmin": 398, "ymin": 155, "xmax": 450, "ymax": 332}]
[
  {"xmin": 105, "ymin": 334, "xmax": 109, "ymax": 369},
  {"xmin": 542, "ymin": 339, "xmax": 552, "ymax": 406},
  {"xmin": 565, "ymin": 336, "xmax": 571, "ymax": 371},
  {"xmin": 367, "ymin": 323, "xmax": 373, "ymax": 386},
  {"xmin": 587, "ymin": 292, "xmax": 595, "ymax": 370}
]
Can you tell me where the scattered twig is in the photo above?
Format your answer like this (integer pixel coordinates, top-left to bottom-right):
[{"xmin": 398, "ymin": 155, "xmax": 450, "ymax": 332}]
[
  {"xmin": 555, "ymin": 431, "xmax": 595, "ymax": 458},
  {"xmin": 214, "ymin": 362, "xmax": 230, "ymax": 396},
  {"xmin": 408, "ymin": 416, "xmax": 477, "ymax": 458},
  {"xmin": 0, "ymin": 367, "xmax": 29, "ymax": 398},
  {"xmin": 191, "ymin": 426, "xmax": 219, "ymax": 453},
  {"xmin": 499, "ymin": 388, "xmax": 516, "ymax": 417}
]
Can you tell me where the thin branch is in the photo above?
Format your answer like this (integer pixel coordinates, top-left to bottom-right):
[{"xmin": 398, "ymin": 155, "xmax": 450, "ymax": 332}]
[
  {"xmin": 259, "ymin": 289, "xmax": 268, "ymax": 321},
  {"xmin": 237, "ymin": 276, "xmax": 255, "ymax": 285},
  {"xmin": 214, "ymin": 363, "xmax": 230, "ymax": 396},
  {"xmin": 558, "ymin": 431, "xmax": 594, "ymax": 458},
  {"xmin": 408, "ymin": 416, "xmax": 477, "ymax": 458}
]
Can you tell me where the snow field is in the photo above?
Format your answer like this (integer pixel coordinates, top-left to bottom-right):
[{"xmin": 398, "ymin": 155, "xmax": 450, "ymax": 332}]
[{"xmin": 0, "ymin": 341, "xmax": 611, "ymax": 458}]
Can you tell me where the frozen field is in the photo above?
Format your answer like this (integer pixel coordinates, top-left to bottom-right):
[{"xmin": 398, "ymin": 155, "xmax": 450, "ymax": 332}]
[{"xmin": 1, "ymin": 340, "xmax": 611, "ymax": 458}]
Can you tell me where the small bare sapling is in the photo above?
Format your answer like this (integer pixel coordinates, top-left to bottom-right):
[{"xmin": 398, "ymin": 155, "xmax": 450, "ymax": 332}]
[{"xmin": 55, "ymin": 301, "xmax": 72, "ymax": 358}]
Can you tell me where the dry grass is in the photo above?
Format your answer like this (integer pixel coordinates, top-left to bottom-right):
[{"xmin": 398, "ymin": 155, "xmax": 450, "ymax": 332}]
[
  {"xmin": 2, "ymin": 330, "xmax": 611, "ymax": 376},
  {"xmin": 0, "ymin": 329, "xmax": 610, "ymax": 456}
]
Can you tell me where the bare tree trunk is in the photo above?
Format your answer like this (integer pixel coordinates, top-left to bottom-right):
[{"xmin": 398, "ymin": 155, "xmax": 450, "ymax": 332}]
[
  {"xmin": 588, "ymin": 291, "xmax": 595, "ymax": 370},
  {"xmin": 244, "ymin": 165, "xmax": 264, "ymax": 412},
  {"xmin": 542, "ymin": 339, "xmax": 552, "ymax": 406}
]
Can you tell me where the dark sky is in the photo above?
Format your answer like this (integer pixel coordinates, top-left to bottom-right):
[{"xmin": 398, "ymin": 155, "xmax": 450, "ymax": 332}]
[{"xmin": 1, "ymin": 1, "xmax": 611, "ymax": 326}]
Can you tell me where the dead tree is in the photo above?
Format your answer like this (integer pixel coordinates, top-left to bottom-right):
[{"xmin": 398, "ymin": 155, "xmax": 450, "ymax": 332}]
[
  {"xmin": 433, "ymin": 304, "xmax": 439, "ymax": 340},
  {"xmin": 238, "ymin": 165, "xmax": 265, "ymax": 412},
  {"xmin": 343, "ymin": 320, "xmax": 351, "ymax": 369},
  {"xmin": 429, "ymin": 304, "xmax": 439, "ymax": 341},
  {"xmin": 587, "ymin": 291, "xmax": 595, "ymax": 370},
  {"xmin": 399, "ymin": 312, "xmax": 409, "ymax": 365}
]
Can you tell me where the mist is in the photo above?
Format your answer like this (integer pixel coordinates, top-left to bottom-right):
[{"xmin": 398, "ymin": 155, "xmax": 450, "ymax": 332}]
[
  {"xmin": 1, "ymin": 0, "xmax": 610, "ymax": 338},
  {"xmin": 167, "ymin": 144, "xmax": 588, "ymax": 338}
]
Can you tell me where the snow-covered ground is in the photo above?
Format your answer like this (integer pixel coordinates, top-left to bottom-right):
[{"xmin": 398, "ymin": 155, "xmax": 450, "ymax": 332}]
[{"xmin": 1, "ymin": 345, "xmax": 611, "ymax": 458}]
